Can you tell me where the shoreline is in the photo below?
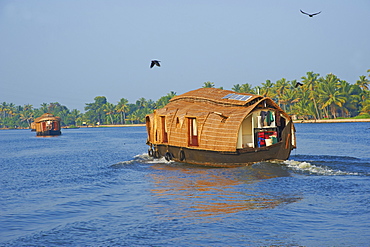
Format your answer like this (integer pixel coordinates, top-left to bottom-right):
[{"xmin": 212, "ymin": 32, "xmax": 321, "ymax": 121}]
[
  {"xmin": 0, "ymin": 124, "xmax": 146, "ymax": 130},
  {"xmin": 89, "ymin": 124, "xmax": 146, "ymax": 127},
  {"xmin": 2, "ymin": 120, "xmax": 369, "ymax": 130},
  {"xmin": 293, "ymin": 118, "xmax": 370, "ymax": 123}
]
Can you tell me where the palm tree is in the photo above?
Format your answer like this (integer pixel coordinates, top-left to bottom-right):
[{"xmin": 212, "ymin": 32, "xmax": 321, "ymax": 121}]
[
  {"xmin": 116, "ymin": 98, "xmax": 129, "ymax": 124},
  {"xmin": 336, "ymin": 80, "xmax": 359, "ymax": 117},
  {"xmin": 146, "ymin": 99, "xmax": 156, "ymax": 110},
  {"xmin": 127, "ymin": 109, "xmax": 141, "ymax": 124},
  {"xmin": 280, "ymin": 88, "xmax": 298, "ymax": 113},
  {"xmin": 291, "ymin": 98, "xmax": 315, "ymax": 120},
  {"xmin": 355, "ymin": 75, "xmax": 369, "ymax": 91},
  {"xmin": 260, "ymin": 80, "xmax": 274, "ymax": 97},
  {"xmin": 103, "ymin": 102, "xmax": 116, "ymax": 124},
  {"xmin": 136, "ymin": 97, "xmax": 148, "ymax": 109},
  {"xmin": 274, "ymin": 78, "xmax": 290, "ymax": 110},
  {"xmin": 156, "ymin": 91, "xmax": 177, "ymax": 109},
  {"xmin": 69, "ymin": 109, "xmax": 81, "ymax": 126},
  {"xmin": 317, "ymin": 74, "xmax": 346, "ymax": 118},
  {"xmin": 19, "ymin": 105, "xmax": 34, "ymax": 127},
  {"xmin": 301, "ymin": 71, "xmax": 321, "ymax": 119},
  {"xmin": 39, "ymin": 103, "xmax": 48, "ymax": 114},
  {"xmin": 0, "ymin": 102, "xmax": 7, "ymax": 119},
  {"xmin": 85, "ymin": 96, "xmax": 107, "ymax": 125},
  {"xmin": 232, "ymin": 84, "xmax": 242, "ymax": 92},
  {"xmin": 359, "ymin": 90, "xmax": 370, "ymax": 114},
  {"xmin": 240, "ymin": 83, "xmax": 254, "ymax": 94},
  {"xmin": 203, "ymin": 81, "xmax": 215, "ymax": 88}
]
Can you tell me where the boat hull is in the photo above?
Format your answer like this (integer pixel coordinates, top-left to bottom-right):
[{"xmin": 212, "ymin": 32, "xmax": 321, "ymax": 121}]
[
  {"xmin": 150, "ymin": 141, "xmax": 292, "ymax": 167},
  {"xmin": 36, "ymin": 130, "xmax": 61, "ymax": 136}
]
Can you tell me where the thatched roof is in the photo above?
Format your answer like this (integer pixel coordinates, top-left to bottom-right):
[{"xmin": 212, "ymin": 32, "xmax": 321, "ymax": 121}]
[
  {"xmin": 170, "ymin": 87, "xmax": 262, "ymax": 106},
  {"xmin": 34, "ymin": 113, "xmax": 61, "ymax": 123},
  {"xmin": 147, "ymin": 88, "xmax": 291, "ymax": 152}
]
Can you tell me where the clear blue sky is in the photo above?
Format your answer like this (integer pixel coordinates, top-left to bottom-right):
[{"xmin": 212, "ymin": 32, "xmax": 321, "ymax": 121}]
[{"xmin": 1, "ymin": 0, "xmax": 369, "ymax": 111}]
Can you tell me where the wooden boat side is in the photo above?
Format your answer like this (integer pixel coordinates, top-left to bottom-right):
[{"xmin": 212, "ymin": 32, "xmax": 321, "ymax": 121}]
[{"xmin": 149, "ymin": 121, "xmax": 294, "ymax": 167}]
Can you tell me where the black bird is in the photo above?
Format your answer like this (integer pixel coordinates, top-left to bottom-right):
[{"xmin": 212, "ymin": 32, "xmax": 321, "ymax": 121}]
[
  {"xmin": 300, "ymin": 9, "xmax": 321, "ymax": 17},
  {"xmin": 150, "ymin": 60, "xmax": 161, "ymax": 68},
  {"xmin": 295, "ymin": 82, "xmax": 304, "ymax": 88}
]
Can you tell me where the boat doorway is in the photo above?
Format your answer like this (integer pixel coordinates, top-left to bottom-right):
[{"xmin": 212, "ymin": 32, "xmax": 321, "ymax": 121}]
[{"xmin": 188, "ymin": 118, "xmax": 198, "ymax": 146}]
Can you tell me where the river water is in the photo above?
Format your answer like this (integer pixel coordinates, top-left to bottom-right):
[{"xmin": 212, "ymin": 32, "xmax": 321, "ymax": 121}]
[{"xmin": 1, "ymin": 123, "xmax": 369, "ymax": 246}]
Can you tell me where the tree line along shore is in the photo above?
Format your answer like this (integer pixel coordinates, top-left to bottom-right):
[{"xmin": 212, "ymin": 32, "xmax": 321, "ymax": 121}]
[{"xmin": 1, "ymin": 71, "xmax": 369, "ymax": 129}]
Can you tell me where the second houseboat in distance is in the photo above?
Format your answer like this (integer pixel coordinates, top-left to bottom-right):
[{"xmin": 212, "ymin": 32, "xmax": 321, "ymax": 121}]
[
  {"xmin": 34, "ymin": 113, "xmax": 62, "ymax": 136},
  {"xmin": 146, "ymin": 87, "xmax": 296, "ymax": 167}
]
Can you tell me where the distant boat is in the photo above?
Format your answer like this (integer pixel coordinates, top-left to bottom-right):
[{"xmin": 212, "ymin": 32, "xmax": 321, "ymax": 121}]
[
  {"xmin": 34, "ymin": 113, "xmax": 62, "ymax": 136},
  {"xmin": 145, "ymin": 88, "xmax": 296, "ymax": 167}
]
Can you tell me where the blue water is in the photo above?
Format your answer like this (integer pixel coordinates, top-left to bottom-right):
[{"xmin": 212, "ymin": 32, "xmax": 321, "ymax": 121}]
[{"xmin": 1, "ymin": 123, "xmax": 370, "ymax": 246}]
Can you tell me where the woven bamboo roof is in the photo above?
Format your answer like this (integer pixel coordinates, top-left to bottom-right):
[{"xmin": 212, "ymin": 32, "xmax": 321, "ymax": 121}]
[
  {"xmin": 170, "ymin": 87, "xmax": 262, "ymax": 106},
  {"xmin": 34, "ymin": 113, "xmax": 61, "ymax": 123}
]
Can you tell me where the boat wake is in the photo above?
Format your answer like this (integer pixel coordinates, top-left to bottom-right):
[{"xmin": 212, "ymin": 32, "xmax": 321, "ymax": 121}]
[
  {"xmin": 282, "ymin": 160, "xmax": 360, "ymax": 176},
  {"xmin": 113, "ymin": 154, "xmax": 364, "ymax": 176},
  {"xmin": 111, "ymin": 153, "xmax": 170, "ymax": 167}
]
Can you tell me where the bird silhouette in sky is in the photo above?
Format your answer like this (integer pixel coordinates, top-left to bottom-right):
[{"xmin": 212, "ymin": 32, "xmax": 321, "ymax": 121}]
[
  {"xmin": 295, "ymin": 82, "xmax": 304, "ymax": 88},
  {"xmin": 150, "ymin": 60, "xmax": 161, "ymax": 68},
  {"xmin": 300, "ymin": 9, "xmax": 321, "ymax": 17}
]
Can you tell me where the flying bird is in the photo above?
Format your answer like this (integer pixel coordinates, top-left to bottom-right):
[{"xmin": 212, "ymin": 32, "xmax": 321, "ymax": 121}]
[
  {"xmin": 295, "ymin": 82, "xmax": 304, "ymax": 88},
  {"xmin": 300, "ymin": 9, "xmax": 321, "ymax": 17},
  {"xmin": 150, "ymin": 60, "xmax": 161, "ymax": 68}
]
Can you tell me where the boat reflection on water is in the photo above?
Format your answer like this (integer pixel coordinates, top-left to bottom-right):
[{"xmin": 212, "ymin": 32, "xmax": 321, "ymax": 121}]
[{"xmin": 148, "ymin": 161, "xmax": 301, "ymax": 218}]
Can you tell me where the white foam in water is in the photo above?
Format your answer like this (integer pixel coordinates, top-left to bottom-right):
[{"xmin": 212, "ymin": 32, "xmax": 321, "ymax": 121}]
[
  {"xmin": 115, "ymin": 153, "xmax": 171, "ymax": 166},
  {"xmin": 283, "ymin": 160, "xmax": 359, "ymax": 176}
]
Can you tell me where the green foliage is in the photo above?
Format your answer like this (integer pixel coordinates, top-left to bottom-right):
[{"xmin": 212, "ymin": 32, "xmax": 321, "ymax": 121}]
[
  {"xmin": 1, "ymin": 70, "xmax": 370, "ymax": 128},
  {"xmin": 202, "ymin": 81, "xmax": 215, "ymax": 88},
  {"xmin": 228, "ymin": 71, "xmax": 370, "ymax": 120}
]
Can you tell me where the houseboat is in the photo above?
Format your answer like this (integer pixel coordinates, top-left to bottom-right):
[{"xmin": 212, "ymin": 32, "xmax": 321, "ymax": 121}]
[
  {"xmin": 34, "ymin": 113, "xmax": 62, "ymax": 136},
  {"xmin": 146, "ymin": 88, "xmax": 296, "ymax": 167}
]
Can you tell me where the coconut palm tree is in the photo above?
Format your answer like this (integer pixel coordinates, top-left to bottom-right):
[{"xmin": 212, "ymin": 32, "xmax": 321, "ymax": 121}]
[
  {"xmin": 240, "ymin": 83, "xmax": 254, "ymax": 94},
  {"xmin": 301, "ymin": 71, "xmax": 321, "ymax": 119},
  {"xmin": 136, "ymin": 97, "xmax": 148, "ymax": 109},
  {"xmin": 274, "ymin": 78, "xmax": 290, "ymax": 109},
  {"xmin": 360, "ymin": 90, "xmax": 370, "ymax": 114},
  {"xmin": 39, "ymin": 103, "xmax": 49, "ymax": 114},
  {"xmin": 203, "ymin": 81, "xmax": 215, "ymax": 88},
  {"xmin": 19, "ymin": 105, "xmax": 34, "ymax": 127},
  {"xmin": 156, "ymin": 91, "xmax": 177, "ymax": 109},
  {"xmin": 355, "ymin": 75, "xmax": 369, "ymax": 91},
  {"xmin": 69, "ymin": 109, "xmax": 81, "ymax": 126},
  {"xmin": 317, "ymin": 74, "xmax": 346, "ymax": 118},
  {"xmin": 232, "ymin": 84, "xmax": 242, "ymax": 92},
  {"xmin": 338, "ymin": 80, "xmax": 363, "ymax": 117},
  {"xmin": 279, "ymin": 88, "xmax": 297, "ymax": 113},
  {"xmin": 128, "ymin": 109, "xmax": 141, "ymax": 124},
  {"xmin": 291, "ymin": 97, "xmax": 315, "ymax": 120},
  {"xmin": 116, "ymin": 98, "xmax": 129, "ymax": 124},
  {"xmin": 260, "ymin": 80, "xmax": 274, "ymax": 97},
  {"xmin": 85, "ymin": 96, "xmax": 107, "ymax": 125},
  {"xmin": 103, "ymin": 102, "xmax": 116, "ymax": 124}
]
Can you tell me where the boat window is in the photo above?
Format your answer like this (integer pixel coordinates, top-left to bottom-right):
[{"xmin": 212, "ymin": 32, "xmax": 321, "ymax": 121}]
[
  {"xmin": 161, "ymin": 116, "xmax": 168, "ymax": 143},
  {"xmin": 188, "ymin": 118, "xmax": 198, "ymax": 146}
]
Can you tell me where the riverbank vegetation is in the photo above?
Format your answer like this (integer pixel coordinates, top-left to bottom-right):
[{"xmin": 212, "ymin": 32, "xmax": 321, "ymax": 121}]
[{"xmin": 1, "ymin": 71, "xmax": 369, "ymax": 129}]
